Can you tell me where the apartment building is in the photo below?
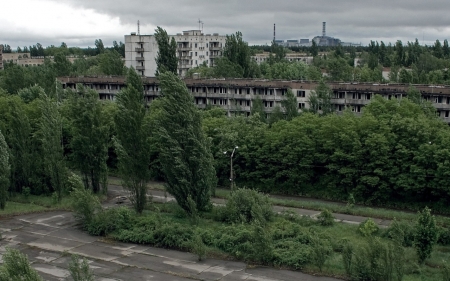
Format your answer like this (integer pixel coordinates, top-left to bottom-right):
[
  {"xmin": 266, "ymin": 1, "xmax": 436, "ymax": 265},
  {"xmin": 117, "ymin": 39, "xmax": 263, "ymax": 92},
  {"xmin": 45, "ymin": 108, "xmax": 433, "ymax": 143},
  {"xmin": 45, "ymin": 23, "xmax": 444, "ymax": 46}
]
[
  {"xmin": 125, "ymin": 30, "xmax": 226, "ymax": 77},
  {"xmin": 57, "ymin": 76, "xmax": 450, "ymax": 122},
  {"xmin": 252, "ymin": 52, "xmax": 314, "ymax": 65}
]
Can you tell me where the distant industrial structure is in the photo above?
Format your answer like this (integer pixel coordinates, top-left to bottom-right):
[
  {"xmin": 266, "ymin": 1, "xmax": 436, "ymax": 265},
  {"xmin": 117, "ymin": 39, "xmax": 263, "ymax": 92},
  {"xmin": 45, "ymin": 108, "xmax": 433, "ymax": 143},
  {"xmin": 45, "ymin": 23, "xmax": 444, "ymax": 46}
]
[{"xmin": 274, "ymin": 22, "xmax": 360, "ymax": 47}]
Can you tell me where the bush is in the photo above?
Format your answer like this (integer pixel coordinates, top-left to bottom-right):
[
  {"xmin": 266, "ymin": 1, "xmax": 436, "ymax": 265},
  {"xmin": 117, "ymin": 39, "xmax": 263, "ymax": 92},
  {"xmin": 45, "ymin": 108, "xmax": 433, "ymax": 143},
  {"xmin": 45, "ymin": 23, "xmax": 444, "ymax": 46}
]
[
  {"xmin": 190, "ymin": 232, "xmax": 207, "ymax": 261},
  {"xmin": 437, "ymin": 227, "xmax": 450, "ymax": 246},
  {"xmin": 415, "ymin": 207, "xmax": 438, "ymax": 264},
  {"xmin": 317, "ymin": 209, "xmax": 335, "ymax": 226},
  {"xmin": 443, "ymin": 261, "xmax": 450, "ymax": 281},
  {"xmin": 69, "ymin": 173, "xmax": 101, "ymax": 228},
  {"xmin": 68, "ymin": 254, "xmax": 94, "ymax": 281},
  {"xmin": 358, "ymin": 218, "xmax": 379, "ymax": 237},
  {"xmin": 0, "ymin": 248, "xmax": 43, "ymax": 281},
  {"xmin": 153, "ymin": 223, "xmax": 194, "ymax": 249},
  {"xmin": 341, "ymin": 240, "xmax": 353, "ymax": 277},
  {"xmin": 272, "ymin": 240, "xmax": 311, "ymax": 269},
  {"xmin": 87, "ymin": 207, "xmax": 133, "ymax": 236},
  {"xmin": 216, "ymin": 188, "xmax": 273, "ymax": 224},
  {"xmin": 384, "ymin": 219, "xmax": 415, "ymax": 247},
  {"xmin": 310, "ymin": 236, "xmax": 332, "ymax": 272}
]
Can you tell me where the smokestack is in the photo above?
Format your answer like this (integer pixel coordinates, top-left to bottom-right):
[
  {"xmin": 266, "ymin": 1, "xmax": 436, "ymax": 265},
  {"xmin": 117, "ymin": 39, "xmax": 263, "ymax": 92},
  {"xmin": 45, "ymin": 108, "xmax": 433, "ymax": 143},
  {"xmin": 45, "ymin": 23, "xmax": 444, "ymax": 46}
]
[
  {"xmin": 322, "ymin": 22, "xmax": 326, "ymax": 37},
  {"xmin": 273, "ymin": 23, "xmax": 276, "ymax": 42}
]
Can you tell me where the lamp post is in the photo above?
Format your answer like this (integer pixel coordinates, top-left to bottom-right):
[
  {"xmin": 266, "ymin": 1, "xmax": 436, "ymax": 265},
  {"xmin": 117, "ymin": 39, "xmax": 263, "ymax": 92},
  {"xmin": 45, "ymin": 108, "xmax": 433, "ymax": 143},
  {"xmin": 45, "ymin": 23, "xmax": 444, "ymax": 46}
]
[{"xmin": 224, "ymin": 146, "xmax": 238, "ymax": 191}]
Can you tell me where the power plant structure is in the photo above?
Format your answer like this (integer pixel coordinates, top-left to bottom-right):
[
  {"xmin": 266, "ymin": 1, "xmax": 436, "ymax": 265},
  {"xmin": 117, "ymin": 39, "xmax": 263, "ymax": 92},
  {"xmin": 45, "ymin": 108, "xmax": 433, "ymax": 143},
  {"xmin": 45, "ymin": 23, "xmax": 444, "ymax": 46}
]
[{"xmin": 274, "ymin": 22, "xmax": 360, "ymax": 47}]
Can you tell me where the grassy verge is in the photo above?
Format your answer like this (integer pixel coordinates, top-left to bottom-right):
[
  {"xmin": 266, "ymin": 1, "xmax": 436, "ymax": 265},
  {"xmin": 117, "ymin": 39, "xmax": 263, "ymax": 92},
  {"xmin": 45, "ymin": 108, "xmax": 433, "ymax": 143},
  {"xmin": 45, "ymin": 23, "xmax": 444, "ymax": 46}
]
[
  {"xmin": 215, "ymin": 188, "xmax": 450, "ymax": 226},
  {"xmin": 80, "ymin": 200, "xmax": 450, "ymax": 281}
]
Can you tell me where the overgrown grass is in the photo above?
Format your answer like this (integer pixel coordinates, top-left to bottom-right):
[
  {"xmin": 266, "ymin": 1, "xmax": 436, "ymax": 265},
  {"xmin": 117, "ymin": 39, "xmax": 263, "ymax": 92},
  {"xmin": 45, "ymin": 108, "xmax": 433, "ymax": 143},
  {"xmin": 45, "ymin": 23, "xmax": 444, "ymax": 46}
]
[
  {"xmin": 79, "ymin": 200, "xmax": 450, "ymax": 281},
  {"xmin": 215, "ymin": 188, "xmax": 450, "ymax": 226},
  {"xmin": 0, "ymin": 201, "xmax": 47, "ymax": 217},
  {"xmin": 108, "ymin": 177, "xmax": 165, "ymax": 191}
]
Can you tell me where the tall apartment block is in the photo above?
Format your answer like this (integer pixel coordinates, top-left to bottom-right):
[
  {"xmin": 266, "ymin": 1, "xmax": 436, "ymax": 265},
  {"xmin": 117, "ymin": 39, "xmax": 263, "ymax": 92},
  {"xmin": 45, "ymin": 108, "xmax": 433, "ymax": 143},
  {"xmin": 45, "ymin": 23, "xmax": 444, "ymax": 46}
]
[{"xmin": 125, "ymin": 30, "xmax": 226, "ymax": 77}]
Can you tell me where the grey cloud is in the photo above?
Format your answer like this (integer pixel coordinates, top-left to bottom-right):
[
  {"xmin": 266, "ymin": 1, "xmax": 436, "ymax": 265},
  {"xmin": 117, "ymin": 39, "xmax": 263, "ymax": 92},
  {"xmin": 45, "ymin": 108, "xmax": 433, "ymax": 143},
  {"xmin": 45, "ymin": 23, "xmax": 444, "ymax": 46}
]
[{"xmin": 6, "ymin": 0, "xmax": 450, "ymax": 48}]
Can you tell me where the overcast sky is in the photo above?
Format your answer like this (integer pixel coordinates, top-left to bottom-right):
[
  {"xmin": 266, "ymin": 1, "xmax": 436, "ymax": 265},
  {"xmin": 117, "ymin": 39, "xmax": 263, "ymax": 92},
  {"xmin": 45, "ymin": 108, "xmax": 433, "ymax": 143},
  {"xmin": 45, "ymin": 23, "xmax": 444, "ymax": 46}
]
[{"xmin": 2, "ymin": 0, "xmax": 450, "ymax": 50}]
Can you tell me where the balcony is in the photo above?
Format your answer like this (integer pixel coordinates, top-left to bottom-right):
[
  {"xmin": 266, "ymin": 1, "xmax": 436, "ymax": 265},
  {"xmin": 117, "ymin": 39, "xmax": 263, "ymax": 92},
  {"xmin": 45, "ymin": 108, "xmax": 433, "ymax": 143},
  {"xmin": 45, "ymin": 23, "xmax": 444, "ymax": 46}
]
[
  {"xmin": 209, "ymin": 54, "xmax": 220, "ymax": 58},
  {"xmin": 136, "ymin": 66, "xmax": 145, "ymax": 70},
  {"xmin": 178, "ymin": 47, "xmax": 192, "ymax": 51},
  {"xmin": 135, "ymin": 48, "xmax": 144, "ymax": 52},
  {"xmin": 135, "ymin": 57, "xmax": 145, "ymax": 61},
  {"xmin": 209, "ymin": 46, "xmax": 221, "ymax": 51},
  {"xmin": 180, "ymin": 54, "xmax": 192, "ymax": 58}
]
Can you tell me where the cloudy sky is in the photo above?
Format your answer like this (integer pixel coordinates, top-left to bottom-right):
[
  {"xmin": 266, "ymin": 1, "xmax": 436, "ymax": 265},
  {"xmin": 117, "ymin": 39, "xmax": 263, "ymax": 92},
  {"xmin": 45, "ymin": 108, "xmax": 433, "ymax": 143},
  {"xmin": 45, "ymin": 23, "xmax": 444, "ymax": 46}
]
[{"xmin": 2, "ymin": 0, "xmax": 450, "ymax": 49}]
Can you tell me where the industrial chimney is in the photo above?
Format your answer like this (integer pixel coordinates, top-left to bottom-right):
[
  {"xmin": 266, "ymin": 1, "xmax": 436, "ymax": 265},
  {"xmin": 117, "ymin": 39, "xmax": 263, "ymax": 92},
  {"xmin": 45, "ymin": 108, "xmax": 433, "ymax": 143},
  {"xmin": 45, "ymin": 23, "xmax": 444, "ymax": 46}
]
[
  {"xmin": 322, "ymin": 22, "xmax": 326, "ymax": 37},
  {"xmin": 273, "ymin": 23, "xmax": 276, "ymax": 42}
]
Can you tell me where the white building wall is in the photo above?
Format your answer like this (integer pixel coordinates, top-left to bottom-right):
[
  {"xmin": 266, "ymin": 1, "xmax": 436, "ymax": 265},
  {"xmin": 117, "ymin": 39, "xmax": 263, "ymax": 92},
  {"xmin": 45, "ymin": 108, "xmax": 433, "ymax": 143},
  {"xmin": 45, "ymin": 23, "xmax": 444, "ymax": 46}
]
[{"xmin": 125, "ymin": 30, "xmax": 226, "ymax": 77}]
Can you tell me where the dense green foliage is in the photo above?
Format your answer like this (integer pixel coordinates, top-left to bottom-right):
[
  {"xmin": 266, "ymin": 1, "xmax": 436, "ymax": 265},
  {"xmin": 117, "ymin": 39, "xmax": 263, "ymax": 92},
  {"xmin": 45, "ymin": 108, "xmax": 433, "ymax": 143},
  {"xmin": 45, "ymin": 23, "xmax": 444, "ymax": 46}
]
[
  {"xmin": 0, "ymin": 130, "xmax": 9, "ymax": 210},
  {"xmin": 66, "ymin": 86, "xmax": 109, "ymax": 193},
  {"xmin": 154, "ymin": 27, "xmax": 178, "ymax": 76},
  {"xmin": 156, "ymin": 72, "xmax": 216, "ymax": 214},
  {"xmin": 0, "ymin": 248, "xmax": 43, "ymax": 281},
  {"xmin": 202, "ymin": 95, "xmax": 450, "ymax": 213},
  {"xmin": 68, "ymin": 255, "xmax": 94, "ymax": 281},
  {"xmin": 114, "ymin": 68, "xmax": 152, "ymax": 213},
  {"xmin": 415, "ymin": 207, "xmax": 438, "ymax": 264}
]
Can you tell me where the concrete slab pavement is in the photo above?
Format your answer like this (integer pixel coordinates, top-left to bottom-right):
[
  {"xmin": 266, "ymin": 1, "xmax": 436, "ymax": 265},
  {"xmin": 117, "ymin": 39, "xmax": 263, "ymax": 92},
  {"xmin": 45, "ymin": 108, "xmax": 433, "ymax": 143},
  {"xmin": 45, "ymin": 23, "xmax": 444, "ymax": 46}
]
[{"xmin": 0, "ymin": 210, "xmax": 342, "ymax": 281}]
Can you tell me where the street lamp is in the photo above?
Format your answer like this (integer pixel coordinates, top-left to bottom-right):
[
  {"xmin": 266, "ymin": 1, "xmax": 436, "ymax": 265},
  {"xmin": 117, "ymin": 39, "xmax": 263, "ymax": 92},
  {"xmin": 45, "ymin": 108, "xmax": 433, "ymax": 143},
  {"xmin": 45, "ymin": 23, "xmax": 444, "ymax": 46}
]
[{"xmin": 224, "ymin": 146, "xmax": 238, "ymax": 191}]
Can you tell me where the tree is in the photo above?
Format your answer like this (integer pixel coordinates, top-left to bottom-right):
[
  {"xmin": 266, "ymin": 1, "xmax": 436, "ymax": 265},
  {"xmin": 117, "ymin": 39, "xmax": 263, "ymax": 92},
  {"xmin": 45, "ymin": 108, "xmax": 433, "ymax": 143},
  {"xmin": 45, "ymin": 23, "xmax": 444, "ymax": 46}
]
[
  {"xmin": 443, "ymin": 39, "xmax": 449, "ymax": 59},
  {"xmin": 268, "ymin": 105, "xmax": 284, "ymax": 126},
  {"xmin": 156, "ymin": 71, "xmax": 216, "ymax": 214},
  {"xmin": 281, "ymin": 89, "xmax": 299, "ymax": 121},
  {"xmin": 113, "ymin": 68, "xmax": 152, "ymax": 213},
  {"xmin": 311, "ymin": 40, "xmax": 319, "ymax": 57},
  {"xmin": 251, "ymin": 96, "xmax": 266, "ymax": 123},
  {"xmin": 0, "ymin": 248, "xmax": 43, "ymax": 281},
  {"xmin": 308, "ymin": 80, "xmax": 333, "ymax": 115},
  {"xmin": 95, "ymin": 39, "xmax": 105, "ymax": 55},
  {"xmin": 67, "ymin": 86, "xmax": 109, "ymax": 193},
  {"xmin": 99, "ymin": 50, "xmax": 125, "ymax": 75},
  {"xmin": 222, "ymin": 31, "xmax": 252, "ymax": 77},
  {"xmin": 0, "ymin": 130, "xmax": 9, "ymax": 210},
  {"xmin": 54, "ymin": 52, "xmax": 71, "ymax": 76},
  {"xmin": 415, "ymin": 207, "xmax": 437, "ymax": 264},
  {"xmin": 154, "ymin": 26, "xmax": 178, "ymax": 76},
  {"xmin": 37, "ymin": 94, "xmax": 66, "ymax": 201}
]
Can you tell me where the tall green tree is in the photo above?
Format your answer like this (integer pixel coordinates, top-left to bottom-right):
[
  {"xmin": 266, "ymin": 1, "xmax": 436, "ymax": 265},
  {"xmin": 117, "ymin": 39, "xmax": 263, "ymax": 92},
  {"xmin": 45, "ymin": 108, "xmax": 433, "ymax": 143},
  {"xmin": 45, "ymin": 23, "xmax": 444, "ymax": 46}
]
[
  {"xmin": 308, "ymin": 80, "xmax": 333, "ymax": 115},
  {"xmin": 37, "ymin": 94, "xmax": 66, "ymax": 201},
  {"xmin": 281, "ymin": 89, "xmax": 299, "ymax": 121},
  {"xmin": 113, "ymin": 68, "xmax": 152, "ymax": 213},
  {"xmin": 154, "ymin": 26, "xmax": 178, "ymax": 76},
  {"xmin": 67, "ymin": 86, "xmax": 109, "ymax": 193},
  {"xmin": 251, "ymin": 96, "xmax": 266, "ymax": 123},
  {"xmin": 223, "ymin": 31, "xmax": 253, "ymax": 77},
  {"xmin": 156, "ymin": 72, "xmax": 216, "ymax": 214},
  {"xmin": 99, "ymin": 50, "xmax": 125, "ymax": 75},
  {"xmin": 0, "ymin": 130, "xmax": 9, "ymax": 210},
  {"xmin": 415, "ymin": 207, "xmax": 438, "ymax": 264}
]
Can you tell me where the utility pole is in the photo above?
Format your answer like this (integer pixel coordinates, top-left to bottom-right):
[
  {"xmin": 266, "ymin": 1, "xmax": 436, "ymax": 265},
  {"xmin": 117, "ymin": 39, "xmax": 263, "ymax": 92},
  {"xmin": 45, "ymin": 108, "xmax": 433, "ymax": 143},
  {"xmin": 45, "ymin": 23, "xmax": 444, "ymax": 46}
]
[{"xmin": 224, "ymin": 146, "xmax": 238, "ymax": 191}]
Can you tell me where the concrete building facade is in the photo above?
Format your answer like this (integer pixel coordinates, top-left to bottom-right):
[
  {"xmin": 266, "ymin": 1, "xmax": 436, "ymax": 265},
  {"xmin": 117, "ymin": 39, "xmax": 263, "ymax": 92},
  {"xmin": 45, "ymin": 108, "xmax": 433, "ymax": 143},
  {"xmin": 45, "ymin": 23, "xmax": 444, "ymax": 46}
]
[
  {"xmin": 125, "ymin": 30, "xmax": 226, "ymax": 77},
  {"xmin": 58, "ymin": 76, "xmax": 450, "ymax": 122},
  {"xmin": 251, "ymin": 52, "xmax": 314, "ymax": 65}
]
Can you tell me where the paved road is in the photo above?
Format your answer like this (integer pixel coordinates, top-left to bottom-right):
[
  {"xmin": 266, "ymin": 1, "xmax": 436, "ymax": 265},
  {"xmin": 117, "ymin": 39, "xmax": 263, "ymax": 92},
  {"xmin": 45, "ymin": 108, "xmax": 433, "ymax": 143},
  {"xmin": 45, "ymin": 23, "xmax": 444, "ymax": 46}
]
[{"xmin": 0, "ymin": 211, "xmax": 341, "ymax": 281}]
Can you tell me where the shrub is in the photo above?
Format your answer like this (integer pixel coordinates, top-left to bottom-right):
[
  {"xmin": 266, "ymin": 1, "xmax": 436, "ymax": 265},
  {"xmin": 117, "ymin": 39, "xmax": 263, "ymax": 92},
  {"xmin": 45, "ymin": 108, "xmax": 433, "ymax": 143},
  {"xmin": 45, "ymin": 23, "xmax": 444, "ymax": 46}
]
[
  {"xmin": 87, "ymin": 207, "xmax": 133, "ymax": 236},
  {"xmin": 341, "ymin": 240, "xmax": 353, "ymax": 277},
  {"xmin": 217, "ymin": 188, "xmax": 273, "ymax": 224},
  {"xmin": 190, "ymin": 232, "xmax": 207, "ymax": 261},
  {"xmin": 384, "ymin": 219, "xmax": 415, "ymax": 247},
  {"xmin": 358, "ymin": 218, "xmax": 379, "ymax": 237},
  {"xmin": 415, "ymin": 207, "xmax": 438, "ymax": 264},
  {"xmin": 309, "ymin": 236, "xmax": 332, "ymax": 272},
  {"xmin": 22, "ymin": 186, "xmax": 31, "ymax": 199},
  {"xmin": 69, "ymin": 173, "xmax": 101, "ymax": 228},
  {"xmin": 68, "ymin": 254, "xmax": 94, "ymax": 281},
  {"xmin": 317, "ymin": 209, "xmax": 335, "ymax": 226},
  {"xmin": 153, "ymin": 223, "xmax": 194, "ymax": 249},
  {"xmin": 443, "ymin": 261, "xmax": 450, "ymax": 281},
  {"xmin": 0, "ymin": 248, "xmax": 43, "ymax": 281},
  {"xmin": 437, "ymin": 227, "xmax": 450, "ymax": 246},
  {"xmin": 272, "ymin": 240, "xmax": 311, "ymax": 269}
]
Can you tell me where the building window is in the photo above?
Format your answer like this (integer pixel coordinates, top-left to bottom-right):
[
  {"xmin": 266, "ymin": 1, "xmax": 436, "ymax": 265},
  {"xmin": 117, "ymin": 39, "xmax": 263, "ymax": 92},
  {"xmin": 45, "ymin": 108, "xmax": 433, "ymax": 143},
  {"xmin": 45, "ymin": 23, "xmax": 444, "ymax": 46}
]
[
  {"xmin": 297, "ymin": 90, "xmax": 306, "ymax": 97},
  {"xmin": 195, "ymin": 43, "xmax": 197, "ymax": 48},
  {"xmin": 298, "ymin": 103, "xmax": 305, "ymax": 109},
  {"xmin": 195, "ymin": 52, "xmax": 197, "ymax": 56},
  {"xmin": 206, "ymin": 43, "xmax": 208, "ymax": 47}
]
